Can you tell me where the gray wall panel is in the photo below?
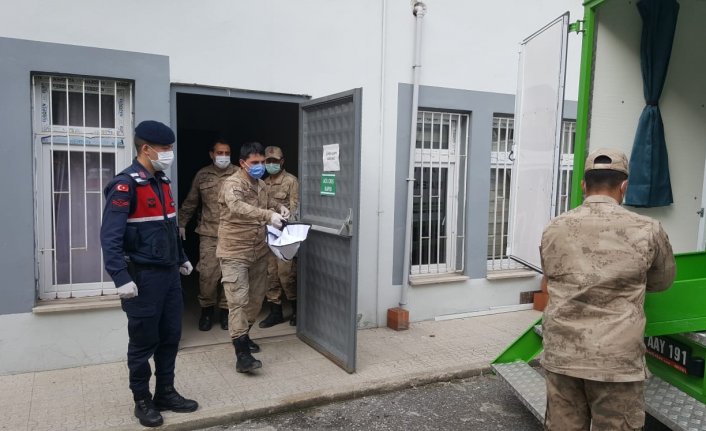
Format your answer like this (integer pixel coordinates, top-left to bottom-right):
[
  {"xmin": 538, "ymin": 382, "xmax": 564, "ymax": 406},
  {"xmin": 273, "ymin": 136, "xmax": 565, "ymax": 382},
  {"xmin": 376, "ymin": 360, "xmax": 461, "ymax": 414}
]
[
  {"xmin": 393, "ymin": 83, "xmax": 576, "ymax": 283},
  {"xmin": 0, "ymin": 37, "xmax": 169, "ymax": 314}
]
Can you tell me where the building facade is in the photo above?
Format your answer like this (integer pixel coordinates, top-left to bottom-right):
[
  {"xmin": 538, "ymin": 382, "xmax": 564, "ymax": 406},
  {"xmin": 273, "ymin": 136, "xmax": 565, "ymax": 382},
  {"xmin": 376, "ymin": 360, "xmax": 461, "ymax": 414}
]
[{"xmin": 0, "ymin": 0, "xmax": 584, "ymax": 374}]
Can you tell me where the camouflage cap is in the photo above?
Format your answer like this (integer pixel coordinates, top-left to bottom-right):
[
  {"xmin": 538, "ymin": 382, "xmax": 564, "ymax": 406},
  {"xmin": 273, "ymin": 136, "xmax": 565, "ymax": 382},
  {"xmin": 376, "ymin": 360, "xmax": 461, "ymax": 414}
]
[
  {"xmin": 585, "ymin": 148, "xmax": 629, "ymax": 175},
  {"xmin": 264, "ymin": 146, "xmax": 284, "ymax": 160}
]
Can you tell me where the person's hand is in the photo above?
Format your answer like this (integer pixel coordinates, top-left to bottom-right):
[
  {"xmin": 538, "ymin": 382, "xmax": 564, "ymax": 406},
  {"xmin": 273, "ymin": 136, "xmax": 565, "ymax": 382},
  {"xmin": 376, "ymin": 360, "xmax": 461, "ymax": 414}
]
[
  {"xmin": 180, "ymin": 261, "xmax": 193, "ymax": 276},
  {"xmin": 117, "ymin": 282, "xmax": 138, "ymax": 299},
  {"xmin": 279, "ymin": 205, "xmax": 291, "ymax": 219},
  {"xmin": 178, "ymin": 227, "xmax": 186, "ymax": 241},
  {"xmin": 269, "ymin": 213, "xmax": 284, "ymax": 229}
]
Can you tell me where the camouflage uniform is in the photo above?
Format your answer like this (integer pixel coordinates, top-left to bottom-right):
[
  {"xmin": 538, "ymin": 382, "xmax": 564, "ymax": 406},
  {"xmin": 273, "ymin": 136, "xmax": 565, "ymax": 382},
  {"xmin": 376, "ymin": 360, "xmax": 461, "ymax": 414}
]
[
  {"xmin": 264, "ymin": 169, "xmax": 299, "ymax": 304},
  {"xmin": 178, "ymin": 164, "xmax": 238, "ymax": 309},
  {"xmin": 217, "ymin": 171, "xmax": 277, "ymax": 339},
  {"xmin": 545, "ymin": 371, "xmax": 645, "ymax": 431},
  {"xmin": 541, "ymin": 194, "xmax": 675, "ymax": 430}
]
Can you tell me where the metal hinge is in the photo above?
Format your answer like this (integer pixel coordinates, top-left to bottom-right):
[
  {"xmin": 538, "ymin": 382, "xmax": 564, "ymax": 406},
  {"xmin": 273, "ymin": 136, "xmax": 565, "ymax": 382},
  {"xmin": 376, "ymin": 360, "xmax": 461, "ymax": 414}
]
[
  {"xmin": 569, "ymin": 20, "xmax": 585, "ymax": 34},
  {"xmin": 698, "ymin": 208, "xmax": 704, "ymax": 218}
]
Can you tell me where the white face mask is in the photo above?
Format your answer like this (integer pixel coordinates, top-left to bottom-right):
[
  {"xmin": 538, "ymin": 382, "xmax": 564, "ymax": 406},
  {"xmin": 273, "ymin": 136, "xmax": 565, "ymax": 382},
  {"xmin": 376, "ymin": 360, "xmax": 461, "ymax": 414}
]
[
  {"xmin": 148, "ymin": 147, "xmax": 174, "ymax": 171},
  {"xmin": 214, "ymin": 155, "xmax": 231, "ymax": 169}
]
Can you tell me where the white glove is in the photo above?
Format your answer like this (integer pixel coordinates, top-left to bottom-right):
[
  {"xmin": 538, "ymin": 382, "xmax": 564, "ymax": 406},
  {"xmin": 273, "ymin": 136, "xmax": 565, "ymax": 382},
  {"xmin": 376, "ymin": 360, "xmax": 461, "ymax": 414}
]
[
  {"xmin": 279, "ymin": 205, "xmax": 291, "ymax": 219},
  {"xmin": 269, "ymin": 212, "xmax": 284, "ymax": 229},
  {"xmin": 180, "ymin": 261, "xmax": 193, "ymax": 276},
  {"xmin": 117, "ymin": 282, "xmax": 138, "ymax": 299},
  {"xmin": 178, "ymin": 227, "xmax": 186, "ymax": 241}
]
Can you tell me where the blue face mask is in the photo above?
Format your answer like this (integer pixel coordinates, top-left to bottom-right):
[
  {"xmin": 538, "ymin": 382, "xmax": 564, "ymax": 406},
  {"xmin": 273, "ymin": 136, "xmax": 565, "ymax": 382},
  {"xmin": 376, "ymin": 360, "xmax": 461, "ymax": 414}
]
[{"xmin": 245, "ymin": 163, "xmax": 265, "ymax": 179}]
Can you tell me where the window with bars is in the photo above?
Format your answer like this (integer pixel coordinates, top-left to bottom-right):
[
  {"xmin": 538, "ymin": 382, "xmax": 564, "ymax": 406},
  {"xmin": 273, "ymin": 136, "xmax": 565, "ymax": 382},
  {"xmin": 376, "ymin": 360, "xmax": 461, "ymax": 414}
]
[
  {"xmin": 411, "ymin": 111, "xmax": 469, "ymax": 276},
  {"xmin": 32, "ymin": 75, "xmax": 134, "ymax": 299},
  {"xmin": 487, "ymin": 116, "xmax": 576, "ymax": 272}
]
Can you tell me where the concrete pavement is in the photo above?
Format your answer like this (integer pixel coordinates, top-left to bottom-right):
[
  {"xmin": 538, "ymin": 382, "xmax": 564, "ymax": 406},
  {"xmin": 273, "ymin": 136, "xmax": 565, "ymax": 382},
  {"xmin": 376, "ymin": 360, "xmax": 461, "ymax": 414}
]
[{"xmin": 0, "ymin": 309, "xmax": 540, "ymax": 431}]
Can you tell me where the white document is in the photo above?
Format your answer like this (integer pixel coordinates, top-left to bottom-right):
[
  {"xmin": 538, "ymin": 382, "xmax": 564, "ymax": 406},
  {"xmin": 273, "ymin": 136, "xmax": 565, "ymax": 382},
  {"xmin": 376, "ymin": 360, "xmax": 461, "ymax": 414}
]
[
  {"xmin": 266, "ymin": 223, "xmax": 311, "ymax": 261},
  {"xmin": 323, "ymin": 144, "xmax": 340, "ymax": 172}
]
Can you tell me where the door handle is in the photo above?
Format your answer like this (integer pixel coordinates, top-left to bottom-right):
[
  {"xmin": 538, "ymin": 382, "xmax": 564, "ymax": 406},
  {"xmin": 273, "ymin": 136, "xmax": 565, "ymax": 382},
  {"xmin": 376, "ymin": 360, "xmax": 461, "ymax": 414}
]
[{"xmin": 309, "ymin": 209, "xmax": 354, "ymax": 238}]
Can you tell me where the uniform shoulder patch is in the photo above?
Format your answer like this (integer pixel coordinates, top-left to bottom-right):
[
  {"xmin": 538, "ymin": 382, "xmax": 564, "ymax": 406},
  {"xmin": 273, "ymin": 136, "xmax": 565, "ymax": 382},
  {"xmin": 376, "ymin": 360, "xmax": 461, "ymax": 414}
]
[
  {"xmin": 116, "ymin": 184, "xmax": 129, "ymax": 192},
  {"xmin": 110, "ymin": 198, "xmax": 130, "ymax": 212}
]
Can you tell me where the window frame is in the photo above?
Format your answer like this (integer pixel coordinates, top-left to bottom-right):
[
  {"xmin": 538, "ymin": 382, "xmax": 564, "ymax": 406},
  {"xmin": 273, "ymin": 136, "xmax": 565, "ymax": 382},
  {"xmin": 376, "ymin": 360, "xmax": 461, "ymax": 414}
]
[
  {"xmin": 411, "ymin": 110, "xmax": 469, "ymax": 277},
  {"xmin": 487, "ymin": 115, "xmax": 577, "ymax": 273},
  {"xmin": 32, "ymin": 74, "xmax": 134, "ymax": 300}
]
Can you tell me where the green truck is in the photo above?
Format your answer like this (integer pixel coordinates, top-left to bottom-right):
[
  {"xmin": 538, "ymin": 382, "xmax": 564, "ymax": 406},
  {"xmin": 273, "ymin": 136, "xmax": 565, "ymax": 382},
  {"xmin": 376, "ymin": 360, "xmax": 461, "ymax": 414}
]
[{"xmin": 494, "ymin": 1, "xmax": 706, "ymax": 429}]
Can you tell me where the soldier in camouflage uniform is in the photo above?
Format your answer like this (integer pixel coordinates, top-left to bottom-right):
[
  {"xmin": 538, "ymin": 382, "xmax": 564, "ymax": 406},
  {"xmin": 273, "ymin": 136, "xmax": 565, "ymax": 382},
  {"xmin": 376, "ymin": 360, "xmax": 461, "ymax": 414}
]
[
  {"xmin": 217, "ymin": 142, "xmax": 289, "ymax": 373},
  {"xmin": 178, "ymin": 140, "xmax": 238, "ymax": 331},
  {"xmin": 540, "ymin": 148, "xmax": 676, "ymax": 431},
  {"xmin": 259, "ymin": 146, "xmax": 300, "ymax": 328}
]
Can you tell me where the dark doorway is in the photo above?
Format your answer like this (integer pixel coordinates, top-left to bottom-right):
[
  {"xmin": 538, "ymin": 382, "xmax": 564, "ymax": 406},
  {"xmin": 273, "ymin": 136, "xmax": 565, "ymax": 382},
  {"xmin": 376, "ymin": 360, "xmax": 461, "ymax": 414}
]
[{"xmin": 174, "ymin": 90, "xmax": 301, "ymax": 347}]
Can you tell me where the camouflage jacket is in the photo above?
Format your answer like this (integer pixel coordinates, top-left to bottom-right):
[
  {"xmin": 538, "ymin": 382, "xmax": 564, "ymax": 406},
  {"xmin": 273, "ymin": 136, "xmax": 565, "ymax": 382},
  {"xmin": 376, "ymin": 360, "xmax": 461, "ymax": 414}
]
[
  {"xmin": 216, "ymin": 170, "xmax": 278, "ymax": 262},
  {"xmin": 178, "ymin": 163, "xmax": 238, "ymax": 238},
  {"xmin": 540, "ymin": 195, "xmax": 675, "ymax": 382},
  {"xmin": 264, "ymin": 170, "xmax": 299, "ymax": 218}
]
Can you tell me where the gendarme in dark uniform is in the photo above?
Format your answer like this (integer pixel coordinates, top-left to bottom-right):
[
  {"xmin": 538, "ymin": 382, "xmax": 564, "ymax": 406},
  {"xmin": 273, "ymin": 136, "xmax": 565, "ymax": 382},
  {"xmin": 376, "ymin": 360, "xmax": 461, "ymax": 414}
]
[{"xmin": 100, "ymin": 120, "xmax": 198, "ymax": 428}]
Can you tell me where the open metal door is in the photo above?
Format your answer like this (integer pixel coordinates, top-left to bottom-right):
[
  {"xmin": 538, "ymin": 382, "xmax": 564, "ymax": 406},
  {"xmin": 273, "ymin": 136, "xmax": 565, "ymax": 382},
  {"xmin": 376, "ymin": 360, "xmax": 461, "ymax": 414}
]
[
  {"xmin": 507, "ymin": 13, "xmax": 570, "ymax": 272},
  {"xmin": 297, "ymin": 88, "xmax": 361, "ymax": 373}
]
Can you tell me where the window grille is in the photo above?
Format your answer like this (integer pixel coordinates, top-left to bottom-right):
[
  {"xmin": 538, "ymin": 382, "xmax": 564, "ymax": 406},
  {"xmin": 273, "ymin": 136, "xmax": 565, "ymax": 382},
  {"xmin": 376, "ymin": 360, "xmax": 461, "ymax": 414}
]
[
  {"xmin": 487, "ymin": 117, "xmax": 576, "ymax": 272},
  {"xmin": 412, "ymin": 111, "xmax": 469, "ymax": 276},
  {"xmin": 32, "ymin": 75, "xmax": 133, "ymax": 299}
]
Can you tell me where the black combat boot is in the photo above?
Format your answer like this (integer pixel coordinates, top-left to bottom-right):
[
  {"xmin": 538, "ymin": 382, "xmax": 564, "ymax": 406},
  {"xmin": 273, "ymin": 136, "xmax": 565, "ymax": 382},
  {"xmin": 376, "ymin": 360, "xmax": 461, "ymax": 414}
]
[
  {"xmin": 219, "ymin": 308, "xmax": 229, "ymax": 330},
  {"xmin": 258, "ymin": 302, "xmax": 284, "ymax": 328},
  {"xmin": 134, "ymin": 396, "xmax": 163, "ymax": 427},
  {"xmin": 289, "ymin": 300, "xmax": 297, "ymax": 326},
  {"xmin": 244, "ymin": 329, "xmax": 260, "ymax": 353},
  {"xmin": 153, "ymin": 385, "xmax": 199, "ymax": 413},
  {"xmin": 233, "ymin": 336, "xmax": 262, "ymax": 373},
  {"xmin": 198, "ymin": 306, "xmax": 214, "ymax": 331}
]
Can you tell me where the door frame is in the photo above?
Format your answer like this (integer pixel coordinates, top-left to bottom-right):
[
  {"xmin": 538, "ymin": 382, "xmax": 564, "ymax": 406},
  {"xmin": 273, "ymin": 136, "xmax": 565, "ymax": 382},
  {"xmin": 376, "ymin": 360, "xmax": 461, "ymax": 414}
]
[{"xmin": 169, "ymin": 83, "xmax": 310, "ymax": 199}]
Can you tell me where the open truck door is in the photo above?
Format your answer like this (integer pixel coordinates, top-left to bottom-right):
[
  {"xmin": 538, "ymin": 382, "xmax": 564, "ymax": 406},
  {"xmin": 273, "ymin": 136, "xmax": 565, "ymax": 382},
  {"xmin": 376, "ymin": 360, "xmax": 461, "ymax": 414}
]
[
  {"xmin": 297, "ymin": 89, "xmax": 362, "ymax": 373},
  {"xmin": 506, "ymin": 13, "xmax": 570, "ymax": 272}
]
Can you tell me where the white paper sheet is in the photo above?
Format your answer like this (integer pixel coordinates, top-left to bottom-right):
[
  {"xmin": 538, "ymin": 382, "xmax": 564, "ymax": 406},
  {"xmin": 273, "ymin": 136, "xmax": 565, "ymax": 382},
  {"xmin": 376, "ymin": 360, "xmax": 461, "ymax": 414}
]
[{"xmin": 323, "ymin": 144, "xmax": 340, "ymax": 172}]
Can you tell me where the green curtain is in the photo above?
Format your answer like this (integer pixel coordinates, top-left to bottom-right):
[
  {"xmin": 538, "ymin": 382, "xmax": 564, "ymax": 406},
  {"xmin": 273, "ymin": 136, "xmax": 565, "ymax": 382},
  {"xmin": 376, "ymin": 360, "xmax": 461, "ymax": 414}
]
[{"xmin": 625, "ymin": 0, "xmax": 679, "ymax": 207}]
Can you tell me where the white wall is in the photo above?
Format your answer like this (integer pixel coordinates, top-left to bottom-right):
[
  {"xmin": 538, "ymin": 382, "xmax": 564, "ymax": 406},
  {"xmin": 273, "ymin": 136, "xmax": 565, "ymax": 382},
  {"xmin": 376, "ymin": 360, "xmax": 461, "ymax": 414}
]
[
  {"xmin": 590, "ymin": 0, "xmax": 706, "ymax": 253},
  {"xmin": 0, "ymin": 0, "xmax": 584, "ymax": 331},
  {"xmin": 0, "ymin": 309, "xmax": 128, "ymax": 374}
]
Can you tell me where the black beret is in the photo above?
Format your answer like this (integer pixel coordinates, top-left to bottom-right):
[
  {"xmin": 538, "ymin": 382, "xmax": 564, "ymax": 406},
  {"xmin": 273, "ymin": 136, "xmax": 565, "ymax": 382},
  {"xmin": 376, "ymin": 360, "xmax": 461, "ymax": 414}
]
[{"xmin": 135, "ymin": 120, "xmax": 175, "ymax": 145}]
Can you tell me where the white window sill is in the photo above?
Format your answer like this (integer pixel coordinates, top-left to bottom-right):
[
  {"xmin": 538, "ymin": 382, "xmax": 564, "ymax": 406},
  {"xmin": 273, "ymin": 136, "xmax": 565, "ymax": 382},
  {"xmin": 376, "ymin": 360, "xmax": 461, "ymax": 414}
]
[
  {"xmin": 486, "ymin": 268, "xmax": 538, "ymax": 280},
  {"xmin": 32, "ymin": 296, "xmax": 122, "ymax": 314},
  {"xmin": 410, "ymin": 273, "xmax": 470, "ymax": 286}
]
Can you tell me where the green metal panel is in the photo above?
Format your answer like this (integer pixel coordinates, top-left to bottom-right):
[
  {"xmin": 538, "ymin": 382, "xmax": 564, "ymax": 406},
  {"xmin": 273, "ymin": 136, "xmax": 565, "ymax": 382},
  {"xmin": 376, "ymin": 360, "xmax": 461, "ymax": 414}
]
[
  {"xmin": 570, "ymin": 4, "xmax": 595, "ymax": 210},
  {"xmin": 492, "ymin": 317, "xmax": 543, "ymax": 364}
]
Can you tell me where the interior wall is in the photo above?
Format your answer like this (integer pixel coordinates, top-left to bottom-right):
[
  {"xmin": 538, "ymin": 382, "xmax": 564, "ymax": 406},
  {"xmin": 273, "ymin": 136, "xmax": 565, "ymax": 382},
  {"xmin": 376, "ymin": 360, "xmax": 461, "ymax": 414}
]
[{"xmin": 589, "ymin": 0, "xmax": 706, "ymax": 253}]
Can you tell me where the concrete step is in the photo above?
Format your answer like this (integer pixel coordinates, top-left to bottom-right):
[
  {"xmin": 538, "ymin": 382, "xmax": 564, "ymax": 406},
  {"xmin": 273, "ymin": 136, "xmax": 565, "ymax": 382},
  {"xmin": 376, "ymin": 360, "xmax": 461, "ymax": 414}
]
[{"xmin": 492, "ymin": 361, "xmax": 706, "ymax": 430}]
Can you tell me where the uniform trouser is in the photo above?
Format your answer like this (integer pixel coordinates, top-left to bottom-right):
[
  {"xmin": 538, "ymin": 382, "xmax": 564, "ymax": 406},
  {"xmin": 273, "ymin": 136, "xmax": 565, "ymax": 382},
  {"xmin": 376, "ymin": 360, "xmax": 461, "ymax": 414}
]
[
  {"xmin": 545, "ymin": 370, "xmax": 645, "ymax": 431},
  {"xmin": 197, "ymin": 235, "xmax": 227, "ymax": 309},
  {"xmin": 121, "ymin": 265, "xmax": 182, "ymax": 399},
  {"xmin": 265, "ymin": 253, "xmax": 297, "ymax": 304},
  {"xmin": 220, "ymin": 255, "xmax": 268, "ymax": 339}
]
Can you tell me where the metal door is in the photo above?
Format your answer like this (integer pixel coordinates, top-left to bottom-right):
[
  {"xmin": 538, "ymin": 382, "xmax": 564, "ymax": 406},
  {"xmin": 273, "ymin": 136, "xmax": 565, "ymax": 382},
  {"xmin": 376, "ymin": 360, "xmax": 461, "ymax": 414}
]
[
  {"xmin": 506, "ymin": 13, "xmax": 570, "ymax": 271},
  {"xmin": 297, "ymin": 88, "xmax": 361, "ymax": 373}
]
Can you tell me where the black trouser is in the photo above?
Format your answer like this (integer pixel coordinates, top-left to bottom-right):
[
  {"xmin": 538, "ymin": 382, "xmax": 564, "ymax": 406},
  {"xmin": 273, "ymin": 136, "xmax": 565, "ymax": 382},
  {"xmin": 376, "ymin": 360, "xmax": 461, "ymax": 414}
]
[{"xmin": 122, "ymin": 264, "xmax": 182, "ymax": 399}]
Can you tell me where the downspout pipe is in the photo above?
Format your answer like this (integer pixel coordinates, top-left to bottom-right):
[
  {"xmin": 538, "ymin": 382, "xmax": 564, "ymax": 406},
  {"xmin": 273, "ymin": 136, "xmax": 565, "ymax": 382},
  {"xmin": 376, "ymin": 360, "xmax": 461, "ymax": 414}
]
[{"xmin": 400, "ymin": 1, "xmax": 427, "ymax": 308}]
